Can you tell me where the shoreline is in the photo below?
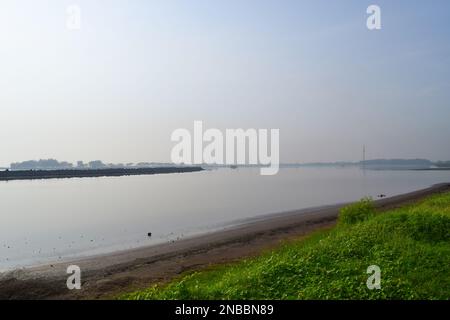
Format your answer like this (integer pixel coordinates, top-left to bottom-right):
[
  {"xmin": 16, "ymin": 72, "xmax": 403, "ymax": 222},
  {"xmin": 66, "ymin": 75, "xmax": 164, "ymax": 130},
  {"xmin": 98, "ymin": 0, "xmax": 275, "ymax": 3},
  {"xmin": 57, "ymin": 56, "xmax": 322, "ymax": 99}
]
[{"xmin": 1, "ymin": 182, "xmax": 449, "ymax": 300}]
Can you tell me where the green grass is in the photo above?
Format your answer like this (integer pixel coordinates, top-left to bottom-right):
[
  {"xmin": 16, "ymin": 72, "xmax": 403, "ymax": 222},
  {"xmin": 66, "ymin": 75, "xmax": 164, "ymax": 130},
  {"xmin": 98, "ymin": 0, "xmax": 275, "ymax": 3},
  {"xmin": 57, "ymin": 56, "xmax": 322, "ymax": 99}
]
[{"xmin": 121, "ymin": 192, "xmax": 450, "ymax": 300}]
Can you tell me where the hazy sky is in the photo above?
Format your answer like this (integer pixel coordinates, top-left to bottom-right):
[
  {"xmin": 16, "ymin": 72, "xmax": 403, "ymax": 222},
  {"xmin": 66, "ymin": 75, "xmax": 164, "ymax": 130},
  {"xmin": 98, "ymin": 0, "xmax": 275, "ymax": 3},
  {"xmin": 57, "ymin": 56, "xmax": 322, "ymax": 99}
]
[{"xmin": 1, "ymin": 0, "xmax": 449, "ymax": 166}]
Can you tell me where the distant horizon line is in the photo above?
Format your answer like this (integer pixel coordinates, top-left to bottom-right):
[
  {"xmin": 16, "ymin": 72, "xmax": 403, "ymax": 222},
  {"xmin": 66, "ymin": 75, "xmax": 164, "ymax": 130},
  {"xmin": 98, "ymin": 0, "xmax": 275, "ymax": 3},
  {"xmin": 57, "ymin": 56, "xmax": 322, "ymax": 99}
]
[{"xmin": 3, "ymin": 158, "xmax": 450, "ymax": 170}]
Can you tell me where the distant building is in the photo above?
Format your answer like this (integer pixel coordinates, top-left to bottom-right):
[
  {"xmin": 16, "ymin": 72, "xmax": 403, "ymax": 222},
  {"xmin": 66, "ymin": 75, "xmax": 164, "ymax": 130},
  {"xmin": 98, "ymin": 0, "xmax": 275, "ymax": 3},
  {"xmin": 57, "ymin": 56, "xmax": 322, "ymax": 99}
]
[
  {"xmin": 77, "ymin": 161, "xmax": 86, "ymax": 168},
  {"xmin": 88, "ymin": 160, "xmax": 107, "ymax": 169}
]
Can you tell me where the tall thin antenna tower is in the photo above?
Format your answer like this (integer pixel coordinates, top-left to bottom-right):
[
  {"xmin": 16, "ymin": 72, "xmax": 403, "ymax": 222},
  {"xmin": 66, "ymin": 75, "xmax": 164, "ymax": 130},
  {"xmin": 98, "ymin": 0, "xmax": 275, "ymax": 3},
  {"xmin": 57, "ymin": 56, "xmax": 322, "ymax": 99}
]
[
  {"xmin": 363, "ymin": 145, "xmax": 366, "ymax": 163},
  {"xmin": 362, "ymin": 145, "xmax": 366, "ymax": 170}
]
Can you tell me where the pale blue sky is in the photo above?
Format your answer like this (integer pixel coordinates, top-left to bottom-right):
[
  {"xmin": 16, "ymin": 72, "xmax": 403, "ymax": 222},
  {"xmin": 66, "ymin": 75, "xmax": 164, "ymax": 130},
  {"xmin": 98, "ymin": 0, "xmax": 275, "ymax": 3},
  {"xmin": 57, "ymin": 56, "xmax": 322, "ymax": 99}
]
[{"xmin": 1, "ymin": 0, "xmax": 449, "ymax": 166}]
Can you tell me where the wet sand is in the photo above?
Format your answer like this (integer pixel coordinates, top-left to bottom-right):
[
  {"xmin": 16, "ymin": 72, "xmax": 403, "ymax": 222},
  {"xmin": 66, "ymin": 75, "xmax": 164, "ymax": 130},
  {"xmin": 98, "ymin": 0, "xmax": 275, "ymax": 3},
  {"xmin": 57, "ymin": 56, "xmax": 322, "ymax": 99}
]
[{"xmin": 1, "ymin": 183, "xmax": 449, "ymax": 300}]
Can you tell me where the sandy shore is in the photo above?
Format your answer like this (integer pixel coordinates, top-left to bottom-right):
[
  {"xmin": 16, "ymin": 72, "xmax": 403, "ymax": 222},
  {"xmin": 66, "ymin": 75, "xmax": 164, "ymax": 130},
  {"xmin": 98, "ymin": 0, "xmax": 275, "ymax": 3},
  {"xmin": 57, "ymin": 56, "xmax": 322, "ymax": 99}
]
[{"xmin": 1, "ymin": 183, "xmax": 449, "ymax": 300}]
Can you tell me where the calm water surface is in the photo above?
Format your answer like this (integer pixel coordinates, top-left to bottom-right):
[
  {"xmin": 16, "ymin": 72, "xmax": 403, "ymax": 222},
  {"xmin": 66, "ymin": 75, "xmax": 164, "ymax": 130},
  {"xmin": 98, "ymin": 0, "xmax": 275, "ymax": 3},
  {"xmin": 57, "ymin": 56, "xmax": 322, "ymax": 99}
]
[{"xmin": 1, "ymin": 167, "xmax": 450, "ymax": 270}]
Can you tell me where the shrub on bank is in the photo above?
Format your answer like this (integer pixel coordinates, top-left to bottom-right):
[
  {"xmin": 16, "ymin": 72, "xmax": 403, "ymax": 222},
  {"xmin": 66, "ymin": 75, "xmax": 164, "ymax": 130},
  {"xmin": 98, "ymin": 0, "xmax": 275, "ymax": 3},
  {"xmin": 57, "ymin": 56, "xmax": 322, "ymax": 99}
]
[{"xmin": 338, "ymin": 197, "xmax": 375, "ymax": 226}]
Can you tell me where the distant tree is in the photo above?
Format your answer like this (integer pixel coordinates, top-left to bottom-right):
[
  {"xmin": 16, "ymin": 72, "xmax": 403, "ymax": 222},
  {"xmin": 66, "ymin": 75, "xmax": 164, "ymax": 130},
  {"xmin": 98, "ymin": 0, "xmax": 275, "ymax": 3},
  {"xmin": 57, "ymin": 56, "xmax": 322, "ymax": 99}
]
[
  {"xmin": 435, "ymin": 161, "xmax": 450, "ymax": 168},
  {"xmin": 10, "ymin": 159, "xmax": 73, "ymax": 170}
]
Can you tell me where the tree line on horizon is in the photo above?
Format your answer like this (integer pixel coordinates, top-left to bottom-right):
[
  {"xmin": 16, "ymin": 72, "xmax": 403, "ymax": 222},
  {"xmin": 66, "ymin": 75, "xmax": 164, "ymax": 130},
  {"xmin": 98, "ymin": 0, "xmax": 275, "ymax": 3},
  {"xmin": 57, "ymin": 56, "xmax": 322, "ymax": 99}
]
[
  {"xmin": 7, "ymin": 158, "xmax": 450, "ymax": 171},
  {"xmin": 9, "ymin": 159, "xmax": 165, "ymax": 171}
]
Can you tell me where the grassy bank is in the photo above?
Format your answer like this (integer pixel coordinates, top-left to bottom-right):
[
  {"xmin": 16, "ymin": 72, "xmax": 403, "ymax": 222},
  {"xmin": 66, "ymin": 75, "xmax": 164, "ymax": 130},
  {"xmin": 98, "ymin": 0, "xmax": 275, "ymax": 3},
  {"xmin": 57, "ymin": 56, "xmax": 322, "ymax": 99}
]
[{"xmin": 121, "ymin": 192, "xmax": 450, "ymax": 300}]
